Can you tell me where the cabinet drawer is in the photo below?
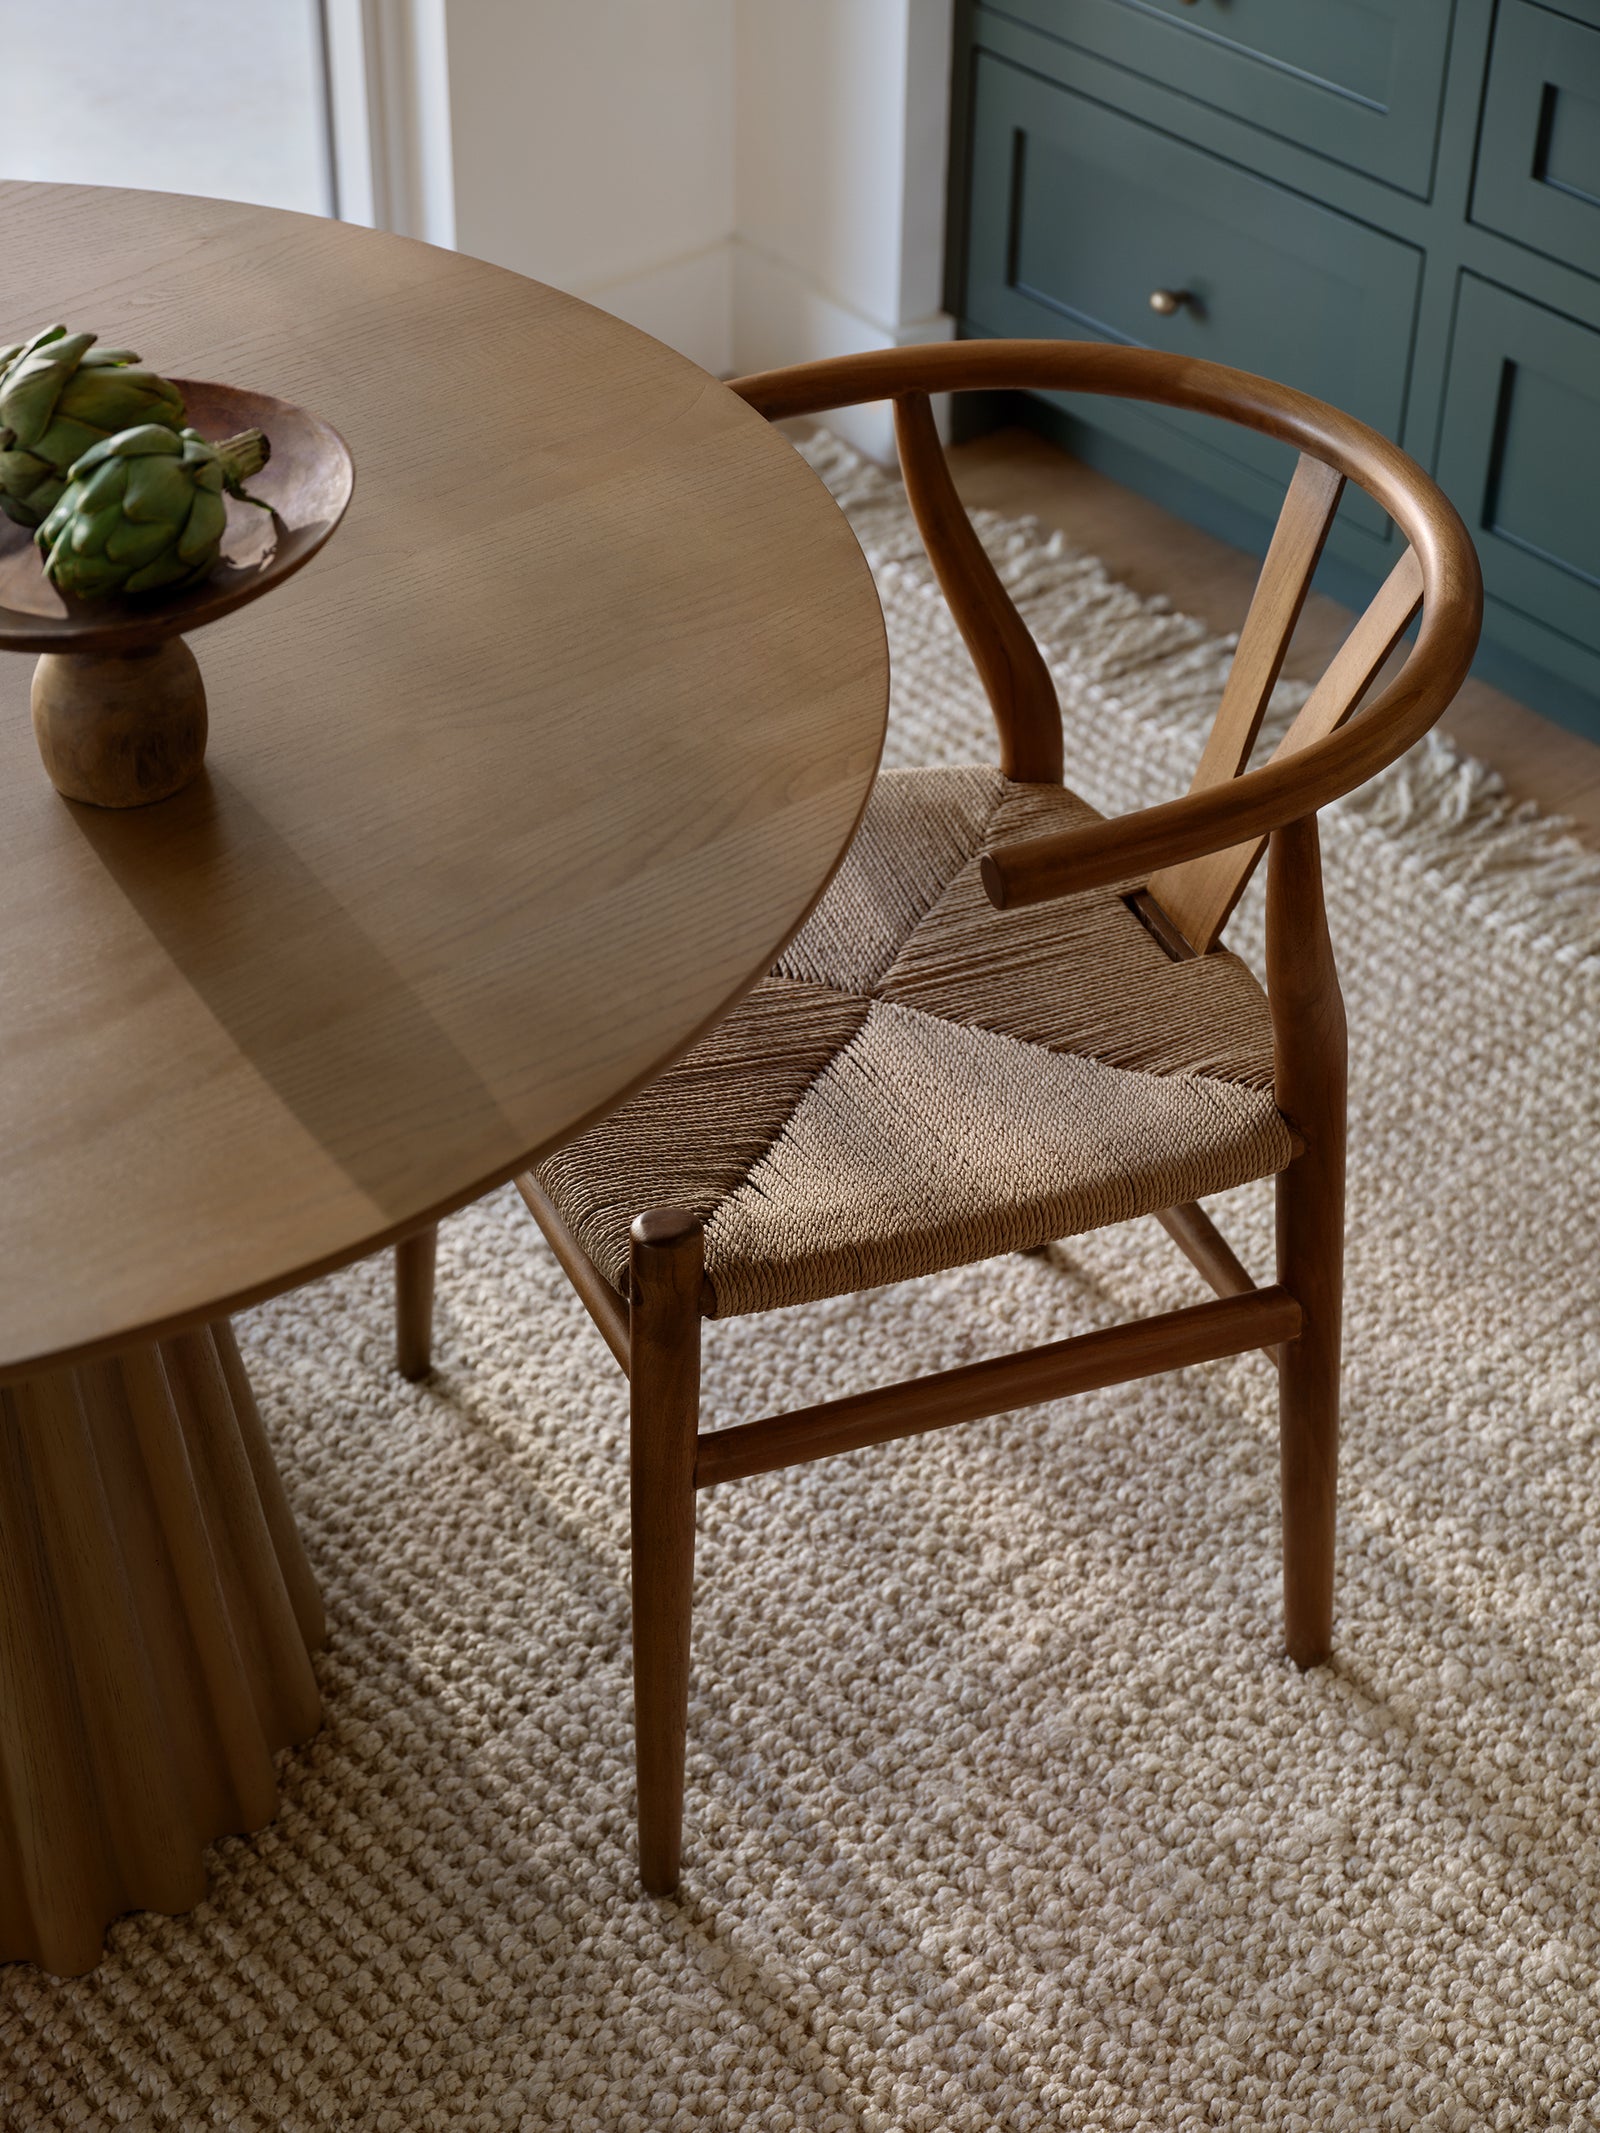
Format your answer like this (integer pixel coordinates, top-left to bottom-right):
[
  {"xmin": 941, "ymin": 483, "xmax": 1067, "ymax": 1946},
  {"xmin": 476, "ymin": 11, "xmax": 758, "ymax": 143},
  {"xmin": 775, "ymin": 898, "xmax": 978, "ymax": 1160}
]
[
  {"xmin": 1472, "ymin": 0, "xmax": 1600, "ymax": 278},
  {"xmin": 965, "ymin": 54, "xmax": 1421, "ymax": 541},
  {"xmin": 1436, "ymin": 275, "xmax": 1600, "ymax": 652},
  {"xmin": 977, "ymin": 0, "xmax": 1454, "ymax": 196}
]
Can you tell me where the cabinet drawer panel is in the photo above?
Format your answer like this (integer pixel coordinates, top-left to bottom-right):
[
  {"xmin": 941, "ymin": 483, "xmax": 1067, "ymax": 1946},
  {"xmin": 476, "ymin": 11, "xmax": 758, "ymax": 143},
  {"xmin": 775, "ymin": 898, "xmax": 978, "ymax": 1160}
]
[
  {"xmin": 1473, "ymin": 0, "xmax": 1600, "ymax": 278},
  {"xmin": 1437, "ymin": 276, "xmax": 1600, "ymax": 649},
  {"xmin": 965, "ymin": 55, "xmax": 1421, "ymax": 534},
  {"xmin": 977, "ymin": 0, "xmax": 1453, "ymax": 196}
]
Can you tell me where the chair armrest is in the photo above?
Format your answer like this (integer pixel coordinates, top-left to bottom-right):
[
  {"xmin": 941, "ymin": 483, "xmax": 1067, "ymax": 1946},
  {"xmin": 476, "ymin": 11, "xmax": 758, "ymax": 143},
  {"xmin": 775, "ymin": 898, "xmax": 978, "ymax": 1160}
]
[{"xmin": 979, "ymin": 721, "xmax": 1381, "ymax": 911}]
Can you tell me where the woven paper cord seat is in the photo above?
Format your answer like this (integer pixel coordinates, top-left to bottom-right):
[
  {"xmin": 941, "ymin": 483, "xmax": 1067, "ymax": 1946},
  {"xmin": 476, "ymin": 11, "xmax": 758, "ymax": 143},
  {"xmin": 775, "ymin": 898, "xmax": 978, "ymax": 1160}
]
[{"xmin": 535, "ymin": 766, "xmax": 1294, "ymax": 1318}]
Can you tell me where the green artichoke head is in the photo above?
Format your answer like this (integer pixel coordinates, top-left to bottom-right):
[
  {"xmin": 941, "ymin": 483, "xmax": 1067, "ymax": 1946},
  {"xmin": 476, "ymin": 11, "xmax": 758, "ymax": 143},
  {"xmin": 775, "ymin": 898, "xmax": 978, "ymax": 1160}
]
[
  {"xmin": 0, "ymin": 324, "xmax": 186, "ymax": 530},
  {"xmin": 36, "ymin": 423, "xmax": 271, "ymax": 600}
]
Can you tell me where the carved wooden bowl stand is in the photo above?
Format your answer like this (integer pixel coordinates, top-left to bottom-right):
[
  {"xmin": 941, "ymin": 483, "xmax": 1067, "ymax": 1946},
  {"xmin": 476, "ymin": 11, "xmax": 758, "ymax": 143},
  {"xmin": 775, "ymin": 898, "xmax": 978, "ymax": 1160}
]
[{"xmin": 0, "ymin": 380, "xmax": 353, "ymax": 808}]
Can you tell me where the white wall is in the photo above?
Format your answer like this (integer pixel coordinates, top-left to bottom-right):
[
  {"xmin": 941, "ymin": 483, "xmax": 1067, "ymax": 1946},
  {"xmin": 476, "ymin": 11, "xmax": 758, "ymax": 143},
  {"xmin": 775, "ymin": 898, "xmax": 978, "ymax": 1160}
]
[
  {"xmin": 732, "ymin": 0, "xmax": 954, "ymax": 360},
  {"xmin": 442, "ymin": 0, "xmax": 736, "ymax": 376},
  {"xmin": 731, "ymin": 0, "xmax": 955, "ymax": 456},
  {"xmin": 335, "ymin": 0, "xmax": 954, "ymax": 455}
]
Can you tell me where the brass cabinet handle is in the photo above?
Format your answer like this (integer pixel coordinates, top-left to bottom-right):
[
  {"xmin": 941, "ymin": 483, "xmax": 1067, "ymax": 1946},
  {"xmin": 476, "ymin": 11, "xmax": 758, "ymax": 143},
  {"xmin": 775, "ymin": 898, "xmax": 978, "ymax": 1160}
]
[{"xmin": 1148, "ymin": 288, "xmax": 1193, "ymax": 316}]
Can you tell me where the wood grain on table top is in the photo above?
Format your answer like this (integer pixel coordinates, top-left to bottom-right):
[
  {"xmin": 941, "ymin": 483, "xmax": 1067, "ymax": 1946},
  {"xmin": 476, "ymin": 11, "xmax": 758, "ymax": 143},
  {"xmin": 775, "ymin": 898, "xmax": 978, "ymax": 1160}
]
[{"xmin": 0, "ymin": 184, "xmax": 888, "ymax": 1380}]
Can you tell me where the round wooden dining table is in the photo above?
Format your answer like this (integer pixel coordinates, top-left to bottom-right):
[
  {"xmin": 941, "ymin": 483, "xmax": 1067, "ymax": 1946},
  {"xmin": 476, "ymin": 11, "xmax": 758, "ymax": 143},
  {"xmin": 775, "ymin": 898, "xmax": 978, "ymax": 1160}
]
[{"xmin": 0, "ymin": 184, "xmax": 888, "ymax": 1973}]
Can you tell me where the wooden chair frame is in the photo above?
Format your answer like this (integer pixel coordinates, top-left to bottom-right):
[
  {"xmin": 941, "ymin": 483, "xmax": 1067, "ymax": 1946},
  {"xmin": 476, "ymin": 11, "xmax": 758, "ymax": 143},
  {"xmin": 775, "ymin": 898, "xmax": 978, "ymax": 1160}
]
[{"xmin": 394, "ymin": 342, "xmax": 1482, "ymax": 1894}]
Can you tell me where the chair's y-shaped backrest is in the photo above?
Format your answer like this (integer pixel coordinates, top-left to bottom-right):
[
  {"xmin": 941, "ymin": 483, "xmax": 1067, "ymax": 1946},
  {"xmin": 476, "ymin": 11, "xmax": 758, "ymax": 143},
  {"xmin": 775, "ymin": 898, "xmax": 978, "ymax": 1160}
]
[{"xmin": 732, "ymin": 343, "xmax": 1480, "ymax": 953}]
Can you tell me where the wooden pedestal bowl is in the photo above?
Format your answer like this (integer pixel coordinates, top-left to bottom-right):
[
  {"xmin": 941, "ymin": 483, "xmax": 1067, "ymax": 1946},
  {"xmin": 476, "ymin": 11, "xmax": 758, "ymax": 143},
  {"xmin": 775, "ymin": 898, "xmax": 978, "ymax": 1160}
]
[{"xmin": 0, "ymin": 380, "xmax": 353, "ymax": 807}]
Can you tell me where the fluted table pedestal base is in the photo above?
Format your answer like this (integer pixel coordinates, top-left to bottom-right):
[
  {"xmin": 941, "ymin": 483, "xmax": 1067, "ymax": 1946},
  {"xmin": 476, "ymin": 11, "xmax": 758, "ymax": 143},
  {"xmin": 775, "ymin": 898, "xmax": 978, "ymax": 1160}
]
[{"xmin": 0, "ymin": 1321, "xmax": 324, "ymax": 1975}]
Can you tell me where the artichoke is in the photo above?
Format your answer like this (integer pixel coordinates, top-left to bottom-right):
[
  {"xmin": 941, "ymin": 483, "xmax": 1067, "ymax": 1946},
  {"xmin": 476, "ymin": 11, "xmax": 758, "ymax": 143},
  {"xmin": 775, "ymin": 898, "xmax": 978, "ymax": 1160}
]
[
  {"xmin": 0, "ymin": 324, "xmax": 186, "ymax": 529},
  {"xmin": 36, "ymin": 424, "xmax": 270, "ymax": 598}
]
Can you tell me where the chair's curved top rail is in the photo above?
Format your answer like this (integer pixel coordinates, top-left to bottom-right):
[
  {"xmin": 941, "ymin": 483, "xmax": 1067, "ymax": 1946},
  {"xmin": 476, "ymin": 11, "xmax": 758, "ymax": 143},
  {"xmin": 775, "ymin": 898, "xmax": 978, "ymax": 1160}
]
[{"xmin": 734, "ymin": 343, "xmax": 1483, "ymax": 911}]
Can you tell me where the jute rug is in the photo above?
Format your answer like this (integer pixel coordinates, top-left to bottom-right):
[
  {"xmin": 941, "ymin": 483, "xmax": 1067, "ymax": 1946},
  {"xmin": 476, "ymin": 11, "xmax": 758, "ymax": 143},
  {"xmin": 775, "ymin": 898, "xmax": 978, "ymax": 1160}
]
[{"xmin": 6, "ymin": 438, "xmax": 1599, "ymax": 2131}]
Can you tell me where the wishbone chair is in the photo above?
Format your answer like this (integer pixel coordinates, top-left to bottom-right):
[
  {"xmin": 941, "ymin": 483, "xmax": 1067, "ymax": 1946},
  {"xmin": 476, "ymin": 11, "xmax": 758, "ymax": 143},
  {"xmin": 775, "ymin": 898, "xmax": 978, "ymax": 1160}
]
[{"xmin": 395, "ymin": 340, "xmax": 1482, "ymax": 1893}]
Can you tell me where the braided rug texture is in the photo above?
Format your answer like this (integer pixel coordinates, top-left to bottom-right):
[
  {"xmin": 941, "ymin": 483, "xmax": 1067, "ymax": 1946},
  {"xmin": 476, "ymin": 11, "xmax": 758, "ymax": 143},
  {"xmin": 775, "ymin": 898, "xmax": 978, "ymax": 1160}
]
[{"xmin": 5, "ymin": 435, "xmax": 1599, "ymax": 2131}]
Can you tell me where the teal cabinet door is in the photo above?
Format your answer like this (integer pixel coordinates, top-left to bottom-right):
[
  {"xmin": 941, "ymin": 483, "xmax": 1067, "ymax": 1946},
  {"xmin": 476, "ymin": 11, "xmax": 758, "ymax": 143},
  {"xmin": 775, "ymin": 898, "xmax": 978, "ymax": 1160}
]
[
  {"xmin": 976, "ymin": 0, "xmax": 1455, "ymax": 195},
  {"xmin": 965, "ymin": 53, "xmax": 1421, "ymax": 548},
  {"xmin": 1436, "ymin": 274, "xmax": 1600, "ymax": 655},
  {"xmin": 1472, "ymin": 0, "xmax": 1600, "ymax": 277}
]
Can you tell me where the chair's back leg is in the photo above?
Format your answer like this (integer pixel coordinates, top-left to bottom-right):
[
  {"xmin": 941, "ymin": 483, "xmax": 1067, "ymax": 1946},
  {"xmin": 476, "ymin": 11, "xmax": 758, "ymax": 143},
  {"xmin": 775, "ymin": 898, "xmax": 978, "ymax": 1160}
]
[
  {"xmin": 628, "ymin": 1208, "xmax": 704, "ymax": 1894},
  {"xmin": 893, "ymin": 389, "xmax": 1064, "ymax": 783},
  {"xmin": 395, "ymin": 1224, "xmax": 439, "ymax": 1381},
  {"xmin": 1267, "ymin": 815, "xmax": 1347, "ymax": 1667}
]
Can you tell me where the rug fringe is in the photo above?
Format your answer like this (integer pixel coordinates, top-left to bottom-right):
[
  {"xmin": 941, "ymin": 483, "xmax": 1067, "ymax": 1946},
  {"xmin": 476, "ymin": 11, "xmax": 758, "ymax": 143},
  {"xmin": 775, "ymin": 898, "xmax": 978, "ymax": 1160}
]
[{"xmin": 800, "ymin": 431, "xmax": 1600, "ymax": 972}]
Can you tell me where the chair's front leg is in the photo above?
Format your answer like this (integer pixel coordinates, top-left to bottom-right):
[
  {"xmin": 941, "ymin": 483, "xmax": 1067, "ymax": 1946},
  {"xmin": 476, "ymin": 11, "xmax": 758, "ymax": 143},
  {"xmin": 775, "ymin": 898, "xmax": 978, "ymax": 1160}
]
[
  {"xmin": 1267, "ymin": 816, "xmax": 1347, "ymax": 1667},
  {"xmin": 628, "ymin": 1208, "xmax": 704, "ymax": 1894},
  {"xmin": 395, "ymin": 1223, "xmax": 439, "ymax": 1380}
]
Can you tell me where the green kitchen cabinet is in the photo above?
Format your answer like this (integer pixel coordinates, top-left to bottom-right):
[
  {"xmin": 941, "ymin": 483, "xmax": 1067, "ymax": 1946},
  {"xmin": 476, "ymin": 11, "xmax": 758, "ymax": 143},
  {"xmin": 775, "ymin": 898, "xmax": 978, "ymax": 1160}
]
[
  {"xmin": 965, "ymin": 52, "xmax": 1420, "ymax": 563},
  {"xmin": 985, "ymin": 0, "xmax": 1456, "ymax": 195},
  {"xmin": 948, "ymin": 0, "xmax": 1600, "ymax": 737},
  {"xmin": 1473, "ymin": 0, "xmax": 1600, "ymax": 270},
  {"xmin": 1437, "ymin": 275, "xmax": 1600, "ymax": 691}
]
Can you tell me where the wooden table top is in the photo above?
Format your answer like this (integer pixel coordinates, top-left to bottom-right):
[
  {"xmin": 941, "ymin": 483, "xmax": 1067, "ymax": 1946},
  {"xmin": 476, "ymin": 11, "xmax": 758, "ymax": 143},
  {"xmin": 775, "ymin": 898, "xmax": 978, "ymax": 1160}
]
[{"xmin": 0, "ymin": 184, "xmax": 888, "ymax": 1382}]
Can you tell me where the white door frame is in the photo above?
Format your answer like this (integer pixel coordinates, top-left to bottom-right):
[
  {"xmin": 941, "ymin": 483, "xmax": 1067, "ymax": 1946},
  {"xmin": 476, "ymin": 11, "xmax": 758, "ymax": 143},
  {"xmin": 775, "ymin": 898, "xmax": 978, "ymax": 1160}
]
[{"xmin": 318, "ymin": 0, "xmax": 455, "ymax": 244}]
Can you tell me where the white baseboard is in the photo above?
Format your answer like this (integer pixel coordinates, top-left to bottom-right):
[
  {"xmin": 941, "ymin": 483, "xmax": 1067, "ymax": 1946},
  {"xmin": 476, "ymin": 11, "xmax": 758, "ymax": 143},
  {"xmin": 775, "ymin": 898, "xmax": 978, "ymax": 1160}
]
[
  {"xmin": 571, "ymin": 243, "xmax": 735, "ymax": 377},
  {"xmin": 730, "ymin": 241, "xmax": 955, "ymax": 462},
  {"xmin": 567, "ymin": 237, "xmax": 957, "ymax": 463}
]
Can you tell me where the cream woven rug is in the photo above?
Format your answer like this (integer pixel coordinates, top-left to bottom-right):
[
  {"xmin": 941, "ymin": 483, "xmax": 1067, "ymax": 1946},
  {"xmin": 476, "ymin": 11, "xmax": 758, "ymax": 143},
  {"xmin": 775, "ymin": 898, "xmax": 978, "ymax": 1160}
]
[{"xmin": 7, "ymin": 439, "xmax": 1600, "ymax": 2132}]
